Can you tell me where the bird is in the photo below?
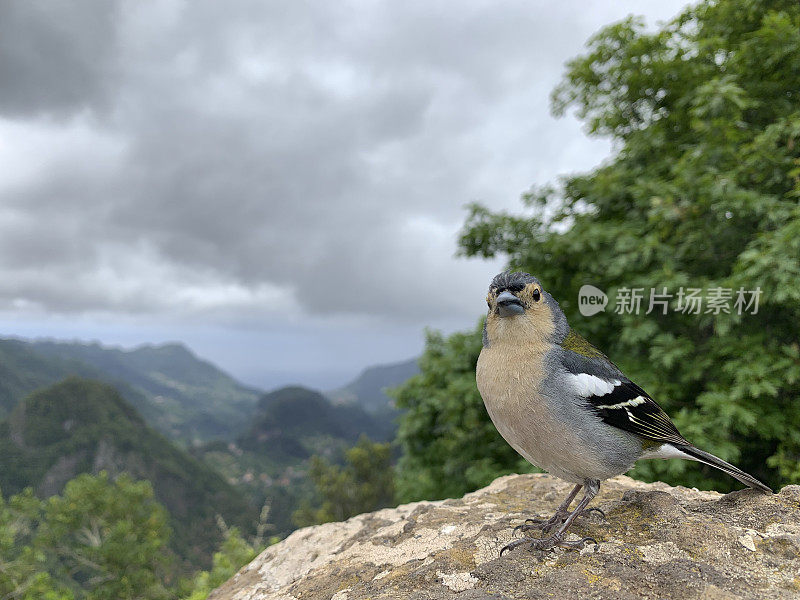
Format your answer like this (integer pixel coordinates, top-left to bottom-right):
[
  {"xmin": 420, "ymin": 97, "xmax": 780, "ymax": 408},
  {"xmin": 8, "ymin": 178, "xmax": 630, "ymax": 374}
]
[{"xmin": 476, "ymin": 271, "xmax": 772, "ymax": 555}]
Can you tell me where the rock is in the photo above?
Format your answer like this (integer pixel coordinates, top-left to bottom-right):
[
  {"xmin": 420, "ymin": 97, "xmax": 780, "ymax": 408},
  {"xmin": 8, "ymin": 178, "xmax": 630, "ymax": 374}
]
[{"xmin": 209, "ymin": 474, "xmax": 800, "ymax": 600}]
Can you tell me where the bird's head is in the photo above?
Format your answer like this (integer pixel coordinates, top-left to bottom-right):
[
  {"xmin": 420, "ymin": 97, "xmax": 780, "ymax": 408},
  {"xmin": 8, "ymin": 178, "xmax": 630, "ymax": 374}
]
[{"xmin": 483, "ymin": 271, "xmax": 568, "ymax": 348}]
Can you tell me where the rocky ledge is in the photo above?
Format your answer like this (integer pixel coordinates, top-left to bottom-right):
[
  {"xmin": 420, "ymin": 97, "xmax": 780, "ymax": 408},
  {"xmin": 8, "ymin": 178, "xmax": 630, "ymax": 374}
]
[{"xmin": 210, "ymin": 473, "xmax": 800, "ymax": 600}]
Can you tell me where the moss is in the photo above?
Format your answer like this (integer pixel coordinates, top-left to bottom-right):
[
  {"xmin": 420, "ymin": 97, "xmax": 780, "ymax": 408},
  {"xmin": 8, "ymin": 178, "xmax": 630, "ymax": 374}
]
[
  {"xmin": 446, "ymin": 545, "xmax": 476, "ymax": 570},
  {"xmin": 582, "ymin": 568, "xmax": 603, "ymax": 585},
  {"xmin": 336, "ymin": 573, "xmax": 363, "ymax": 591}
]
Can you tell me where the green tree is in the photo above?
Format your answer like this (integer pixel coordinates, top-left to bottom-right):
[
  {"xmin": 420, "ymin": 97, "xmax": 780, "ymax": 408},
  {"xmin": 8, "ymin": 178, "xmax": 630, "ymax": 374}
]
[
  {"xmin": 293, "ymin": 436, "xmax": 395, "ymax": 526},
  {"xmin": 180, "ymin": 527, "xmax": 262, "ymax": 600},
  {"xmin": 397, "ymin": 0, "xmax": 800, "ymax": 499},
  {"xmin": 0, "ymin": 473, "xmax": 173, "ymax": 600},
  {"xmin": 38, "ymin": 473, "xmax": 173, "ymax": 600},
  {"xmin": 0, "ymin": 488, "xmax": 73, "ymax": 600}
]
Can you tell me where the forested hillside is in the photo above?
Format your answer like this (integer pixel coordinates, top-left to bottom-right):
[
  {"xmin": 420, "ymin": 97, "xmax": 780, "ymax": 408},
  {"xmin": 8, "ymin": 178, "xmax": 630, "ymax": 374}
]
[
  {"xmin": 0, "ymin": 377, "xmax": 258, "ymax": 570},
  {"xmin": 31, "ymin": 341, "xmax": 261, "ymax": 442},
  {"xmin": 0, "ymin": 339, "xmax": 111, "ymax": 417},
  {"xmin": 195, "ymin": 385, "xmax": 394, "ymax": 537}
]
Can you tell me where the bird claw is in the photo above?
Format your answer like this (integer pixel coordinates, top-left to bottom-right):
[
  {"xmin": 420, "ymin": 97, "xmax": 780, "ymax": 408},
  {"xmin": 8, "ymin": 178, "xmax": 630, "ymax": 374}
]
[
  {"xmin": 558, "ymin": 536, "xmax": 597, "ymax": 550},
  {"xmin": 503, "ymin": 482, "xmax": 603, "ymax": 556},
  {"xmin": 500, "ymin": 534, "xmax": 596, "ymax": 556},
  {"xmin": 583, "ymin": 507, "xmax": 606, "ymax": 519},
  {"xmin": 512, "ymin": 506, "xmax": 606, "ymax": 535},
  {"xmin": 513, "ymin": 519, "xmax": 547, "ymax": 535},
  {"xmin": 513, "ymin": 511, "xmax": 568, "ymax": 534}
]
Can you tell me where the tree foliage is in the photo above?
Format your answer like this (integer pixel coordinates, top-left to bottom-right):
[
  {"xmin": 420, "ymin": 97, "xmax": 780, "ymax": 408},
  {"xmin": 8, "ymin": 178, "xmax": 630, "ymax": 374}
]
[
  {"xmin": 40, "ymin": 473, "xmax": 173, "ymax": 600},
  {"xmin": 0, "ymin": 472, "xmax": 271, "ymax": 600},
  {"xmin": 397, "ymin": 0, "xmax": 800, "ymax": 498},
  {"xmin": 293, "ymin": 435, "xmax": 396, "ymax": 525},
  {"xmin": 180, "ymin": 527, "xmax": 263, "ymax": 600},
  {"xmin": 0, "ymin": 473, "xmax": 171, "ymax": 600},
  {"xmin": 0, "ymin": 488, "xmax": 73, "ymax": 600}
]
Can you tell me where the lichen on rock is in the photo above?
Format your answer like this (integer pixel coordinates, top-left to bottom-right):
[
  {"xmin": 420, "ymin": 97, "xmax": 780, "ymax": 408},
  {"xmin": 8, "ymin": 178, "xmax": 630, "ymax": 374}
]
[{"xmin": 209, "ymin": 473, "xmax": 800, "ymax": 600}]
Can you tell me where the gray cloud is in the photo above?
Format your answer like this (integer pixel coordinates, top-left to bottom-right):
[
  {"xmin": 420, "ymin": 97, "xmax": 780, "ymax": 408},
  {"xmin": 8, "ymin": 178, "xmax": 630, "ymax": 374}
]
[
  {"xmin": 0, "ymin": 0, "xmax": 692, "ymax": 327},
  {"xmin": 0, "ymin": 0, "xmax": 121, "ymax": 117}
]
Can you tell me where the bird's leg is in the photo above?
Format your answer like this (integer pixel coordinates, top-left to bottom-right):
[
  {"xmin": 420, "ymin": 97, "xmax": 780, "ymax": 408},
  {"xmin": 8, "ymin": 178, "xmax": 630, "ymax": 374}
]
[
  {"xmin": 514, "ymin": 484, "xmax": 581, "ymax": 534},
  {"xmin": 502, "ymin": 480, "xmax": 600, "ymax": 555},
  {"xmin": 514, "ymin": 483, "xmax": 605, "ymax": 534}
]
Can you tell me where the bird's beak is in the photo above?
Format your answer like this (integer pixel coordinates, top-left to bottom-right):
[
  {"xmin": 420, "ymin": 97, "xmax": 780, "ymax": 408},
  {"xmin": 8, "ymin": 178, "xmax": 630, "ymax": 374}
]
[{"xmin": 496, "ymin": 291, "xmax": 525, "ymax": 317}]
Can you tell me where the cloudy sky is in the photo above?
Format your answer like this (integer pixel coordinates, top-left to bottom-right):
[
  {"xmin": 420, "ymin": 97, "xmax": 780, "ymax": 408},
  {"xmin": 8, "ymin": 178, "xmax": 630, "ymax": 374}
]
[{"xmin": 0, "ymin": 0, "xmax": 692, "ymax": 391}]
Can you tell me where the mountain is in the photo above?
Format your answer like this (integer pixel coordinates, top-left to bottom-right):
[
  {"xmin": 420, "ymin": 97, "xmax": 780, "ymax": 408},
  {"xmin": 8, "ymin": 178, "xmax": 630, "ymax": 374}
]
[
  {"xmin": 0, "ymin": 337, "xmax": 409, "ymax": 544},
  {"xmin": 0, "ymin": 377, "xmax": 258, "ymax": 570},
  {"xmin": 195, "ymin": 385, "xmax": 394, "ymax": 537},
  {"xmin": 0, "ymin": 338, "xmax": 110, "ymax": 416},
  {"xmin": 0, "ymin": 337, "xmax": 415, "ymax": 444},
  {"xmin": 327, "ymin": 357, "xmax": 419, "ymax": 417},
  {"xmin": 0, "ymin": 338, "xmax": 262, "ymax": 442},
  {"xmin": 242, "ymin": 385, "xmax": 394, "ymax": 453}
]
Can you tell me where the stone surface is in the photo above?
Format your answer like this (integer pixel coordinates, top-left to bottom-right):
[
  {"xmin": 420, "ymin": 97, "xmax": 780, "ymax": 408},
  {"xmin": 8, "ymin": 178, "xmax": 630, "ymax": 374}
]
[{"xmin": 209, "ymin": 474, "xmax": 800, "ymax": 600}]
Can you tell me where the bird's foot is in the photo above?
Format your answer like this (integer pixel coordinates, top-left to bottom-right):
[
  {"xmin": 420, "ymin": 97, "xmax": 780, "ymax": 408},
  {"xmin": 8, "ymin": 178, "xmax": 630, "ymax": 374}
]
[
  {"xmin": 513, "ymin": 507, "xmax": 606, "ymax": 535},
  {"xmin": 513, "ymin": 510, "xmax": 568, "ymax": 535},
  {"xmin": 500, "ymin": 533, "xmax": 596, "ymax": 556}
]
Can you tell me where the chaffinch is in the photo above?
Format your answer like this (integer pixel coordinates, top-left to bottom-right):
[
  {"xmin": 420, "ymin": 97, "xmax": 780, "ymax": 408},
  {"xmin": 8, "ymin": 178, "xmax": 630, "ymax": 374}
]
[{"xmin": 476, "ymin": 271, "xmax": 771, "ymax": 554}]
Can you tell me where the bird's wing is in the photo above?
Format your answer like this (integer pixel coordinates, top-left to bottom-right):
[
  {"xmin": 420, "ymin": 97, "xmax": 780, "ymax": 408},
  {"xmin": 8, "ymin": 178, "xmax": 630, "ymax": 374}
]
[{"xmin": 558, "ymin": 332, "xmax": 689, "ymax": 446}]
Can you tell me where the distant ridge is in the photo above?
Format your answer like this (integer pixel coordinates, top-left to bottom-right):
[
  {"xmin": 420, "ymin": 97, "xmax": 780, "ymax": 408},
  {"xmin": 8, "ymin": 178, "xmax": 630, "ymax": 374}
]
[
  {"xmin": 0, "ymin": 338, "xmax": 104, "ymax": 416},
  {"xmin": 0, "ymin": 337, "xmax": 261, "ymax": 442},
  {"xmin": 327, "ymin": 357, "xmax": 419, "ymax": 417}
]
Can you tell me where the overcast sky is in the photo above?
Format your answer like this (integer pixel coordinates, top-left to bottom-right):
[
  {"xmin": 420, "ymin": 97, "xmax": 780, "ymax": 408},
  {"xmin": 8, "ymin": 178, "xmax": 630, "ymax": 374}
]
[{"xmin": 0, "ymin": 0, "xmax": 692, "ymax": 391}]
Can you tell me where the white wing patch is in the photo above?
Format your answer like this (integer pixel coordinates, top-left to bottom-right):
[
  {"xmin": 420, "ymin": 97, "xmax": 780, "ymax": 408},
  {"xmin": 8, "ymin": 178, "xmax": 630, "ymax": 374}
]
[
  {"xmin": 640, "ymin": 443, "xmax": 695, "ymax": 460},
  {"xmin": 595, "ymin": 396, "xmax": 647, "ymax": 410},
  {"xmin": 568, "ymin": 373, "xmax": 621, "ymax": 397},
  {"xmin": 595, "ymin": 395, "xmax": 646, "ymax": 422}
]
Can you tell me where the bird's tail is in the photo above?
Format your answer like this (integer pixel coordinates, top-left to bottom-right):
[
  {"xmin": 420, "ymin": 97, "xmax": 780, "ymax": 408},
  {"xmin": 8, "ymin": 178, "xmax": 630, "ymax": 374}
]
[{"xmin": 673, "ymin": 444, "xmax": 772, "ymax": 494}]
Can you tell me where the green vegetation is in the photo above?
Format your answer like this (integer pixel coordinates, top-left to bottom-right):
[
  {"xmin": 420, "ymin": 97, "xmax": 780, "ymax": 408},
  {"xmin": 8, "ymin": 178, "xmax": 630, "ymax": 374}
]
[
  {"xmin": 0, "ymin": 473, "xmax": 171, "ymax": 600},
  {"xmin": 0, "ymin": 473, "xmax": 269, "ymax": 600},
  {"xmin": 396, "ymin": 0, "xmax": 800, "ymax": 500},
  {"xmin": 245, "ymin": 385, "xmax": 395, "ymax": 446},
  {"xmin": 180, "ymin": 527, "xmax": 265, "ymax": 600},
  {"xmin": 0, "ymin": 338, "xmax": 260, "ymax": 443},
  {"xmin": 293, "ymin": 435, "xmax": 395, "ymax": 526},
  {"xmin": 30, "ymin": 341, "xmax": 260, "ymax": 442},
  {"xmin": 194, "ymin": 385, "xmax": 394, "ymax": 537},
  {"xmin": 39, "ymin": 474, "xmax": 173, "ymax": 600},
  {"xmin": 0, "ymin": 361, "xmax": 402, "ymax": 594},
  {"xmin": 0, "ymin": 339, "xmax": 103, "ymax": 418},
  {"xmin": 0, "ymin": 378, "xmax": 258, "ymax": 570}
]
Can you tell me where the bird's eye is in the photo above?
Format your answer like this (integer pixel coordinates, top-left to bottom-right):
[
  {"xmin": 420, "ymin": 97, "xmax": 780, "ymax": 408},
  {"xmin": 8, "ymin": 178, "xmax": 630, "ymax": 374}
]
[{"xmin": 532, "ymin": 289, "xmax": 541, "ymax": 302}]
